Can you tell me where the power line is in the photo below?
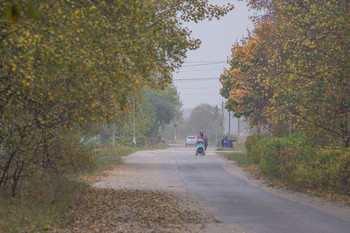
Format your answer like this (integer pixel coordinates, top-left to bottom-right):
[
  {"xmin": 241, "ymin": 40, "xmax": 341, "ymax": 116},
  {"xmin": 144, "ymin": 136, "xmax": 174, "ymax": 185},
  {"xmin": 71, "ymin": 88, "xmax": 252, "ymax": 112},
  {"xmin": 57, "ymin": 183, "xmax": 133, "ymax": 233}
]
[
  {"xmin": 176, "ymin": 68, "xmax": 224, "ymax": 73},
  {"xmin": 175, "ymin": 82, "xmax": 221, "ymax": 87},
  {"xmin": 183, "ymin": 60, "xmax": 227, "ymax": 63},
  {"xmin": 181, "ymin": 62, "xmax": 227, "ymax": 67},
  {"xmin": 177, "ymin": 86, "xmax": 221, "ymax": 90},
  {"xmin": 173, "ymin": 77, "xmax": 220, "ymax": 81},
  {"xmin": 180, "ymin": 92, "xmax": 221, "ymax": 97}
]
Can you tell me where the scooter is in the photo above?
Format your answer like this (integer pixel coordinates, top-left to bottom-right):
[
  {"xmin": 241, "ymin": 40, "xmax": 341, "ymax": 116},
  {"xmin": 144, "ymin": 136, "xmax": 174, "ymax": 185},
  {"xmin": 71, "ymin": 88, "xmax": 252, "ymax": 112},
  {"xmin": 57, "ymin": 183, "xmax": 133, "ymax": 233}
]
[{"xmin": 196, "ymin": 139, "xmax": 206, "ymax": 156}]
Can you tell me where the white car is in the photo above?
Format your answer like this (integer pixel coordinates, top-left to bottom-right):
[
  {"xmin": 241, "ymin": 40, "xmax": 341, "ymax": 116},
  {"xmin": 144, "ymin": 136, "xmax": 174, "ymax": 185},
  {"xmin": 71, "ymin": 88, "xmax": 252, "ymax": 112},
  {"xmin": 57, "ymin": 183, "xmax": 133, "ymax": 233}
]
[{"xmin": 185, "ymin": 136, "xmax": 197, "ymax": 147}]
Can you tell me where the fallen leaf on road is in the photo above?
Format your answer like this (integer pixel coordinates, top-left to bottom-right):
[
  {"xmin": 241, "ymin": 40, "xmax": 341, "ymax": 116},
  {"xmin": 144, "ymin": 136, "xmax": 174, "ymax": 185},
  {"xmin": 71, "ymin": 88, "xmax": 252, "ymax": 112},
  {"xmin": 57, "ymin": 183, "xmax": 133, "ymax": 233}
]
[{"xmin": 52, "ymin": 187, "xmax": 215, "ymax": 232}]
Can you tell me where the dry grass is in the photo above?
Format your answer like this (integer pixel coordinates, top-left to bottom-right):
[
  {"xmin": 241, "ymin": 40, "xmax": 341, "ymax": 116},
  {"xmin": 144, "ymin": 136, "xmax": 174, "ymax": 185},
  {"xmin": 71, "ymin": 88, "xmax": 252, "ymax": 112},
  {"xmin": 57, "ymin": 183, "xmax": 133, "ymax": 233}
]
[{"xmin": 0, "ymin": 176, "xmax": 85, "ymax": 233}]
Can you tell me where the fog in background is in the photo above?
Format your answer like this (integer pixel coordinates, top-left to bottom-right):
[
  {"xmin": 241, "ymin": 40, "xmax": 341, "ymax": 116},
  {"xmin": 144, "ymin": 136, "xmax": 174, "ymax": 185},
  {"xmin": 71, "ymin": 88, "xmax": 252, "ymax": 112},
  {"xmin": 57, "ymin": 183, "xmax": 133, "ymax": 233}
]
[{"xmin": 172, "ymin": 0, "xmax": 255, "ymax": 139}]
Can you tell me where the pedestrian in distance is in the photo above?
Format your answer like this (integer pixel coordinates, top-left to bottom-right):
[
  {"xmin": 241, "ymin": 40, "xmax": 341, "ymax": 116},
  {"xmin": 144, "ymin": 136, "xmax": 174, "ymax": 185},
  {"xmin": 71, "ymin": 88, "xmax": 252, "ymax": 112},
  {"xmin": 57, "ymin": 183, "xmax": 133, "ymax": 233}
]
[{"xmin": 224, "ymin": 136, "xmax": 229, "ymax": 147}]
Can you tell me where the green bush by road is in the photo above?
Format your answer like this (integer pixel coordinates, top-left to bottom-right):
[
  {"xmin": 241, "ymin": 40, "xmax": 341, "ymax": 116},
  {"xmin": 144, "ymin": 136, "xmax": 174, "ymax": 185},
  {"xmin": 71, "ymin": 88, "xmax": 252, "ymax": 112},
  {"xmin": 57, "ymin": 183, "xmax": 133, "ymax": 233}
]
[{"xmin": 245, "ymin": 134, "xmax": 350, "ymax": 197}]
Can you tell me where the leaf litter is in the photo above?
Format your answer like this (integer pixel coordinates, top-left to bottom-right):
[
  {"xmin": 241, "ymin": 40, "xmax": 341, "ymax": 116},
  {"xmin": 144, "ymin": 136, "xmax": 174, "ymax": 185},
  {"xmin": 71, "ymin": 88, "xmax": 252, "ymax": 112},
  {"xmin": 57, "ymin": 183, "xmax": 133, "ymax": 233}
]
[{"xmin": 52, "ymin": 187, "xmax": 215, "ymax": 232}]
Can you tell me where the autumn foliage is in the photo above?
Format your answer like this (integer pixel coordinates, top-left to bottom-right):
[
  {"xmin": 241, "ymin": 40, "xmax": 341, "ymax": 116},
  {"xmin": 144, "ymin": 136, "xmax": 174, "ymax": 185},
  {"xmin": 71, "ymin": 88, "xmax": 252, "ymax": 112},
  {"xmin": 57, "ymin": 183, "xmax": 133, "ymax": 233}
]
[
  {"xmin": 220, "ymin": 0, "xmax": 349, "ymax": 197},
  {"xmin": 220, "ymin": 0, "xmax": 349, "ymax": 147},
  {"xmin": 0, "ymin": 0, "xmax": 233, "ymax": 196}
]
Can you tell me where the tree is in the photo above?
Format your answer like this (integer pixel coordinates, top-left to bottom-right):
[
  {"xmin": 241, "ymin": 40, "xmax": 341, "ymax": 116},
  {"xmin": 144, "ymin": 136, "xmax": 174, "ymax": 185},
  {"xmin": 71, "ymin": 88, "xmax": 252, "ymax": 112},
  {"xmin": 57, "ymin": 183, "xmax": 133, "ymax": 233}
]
[
  {"xmin": 98, "ymin": 92, "xmax": 157, "ymax": 145},
  {"xmin": 187, "ymin": 104, "xmax": 223, "ymax": 143},
  {"xmin": 220, "ymin": 26, "xmax": 277, "ymax": 133},
  {"xmin": 146, "ymin": 85, "xmax": 182, "ymax": 137}
]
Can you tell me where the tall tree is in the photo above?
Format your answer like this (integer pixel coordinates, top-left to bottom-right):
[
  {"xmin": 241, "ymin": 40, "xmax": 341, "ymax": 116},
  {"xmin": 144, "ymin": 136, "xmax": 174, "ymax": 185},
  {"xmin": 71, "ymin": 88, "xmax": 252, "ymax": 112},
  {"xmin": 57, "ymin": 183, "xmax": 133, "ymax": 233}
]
[{"xmin": 146, "ymin": 84, "xmax": 182, "ymax": 137}]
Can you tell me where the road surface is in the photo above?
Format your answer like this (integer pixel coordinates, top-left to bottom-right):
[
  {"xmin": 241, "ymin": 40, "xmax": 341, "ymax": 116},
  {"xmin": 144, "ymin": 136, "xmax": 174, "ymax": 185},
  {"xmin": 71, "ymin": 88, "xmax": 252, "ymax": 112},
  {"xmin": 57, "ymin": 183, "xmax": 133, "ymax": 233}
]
[{"xmin": 94, "ymin": 144, "xmax": 350, "ymax": 233}]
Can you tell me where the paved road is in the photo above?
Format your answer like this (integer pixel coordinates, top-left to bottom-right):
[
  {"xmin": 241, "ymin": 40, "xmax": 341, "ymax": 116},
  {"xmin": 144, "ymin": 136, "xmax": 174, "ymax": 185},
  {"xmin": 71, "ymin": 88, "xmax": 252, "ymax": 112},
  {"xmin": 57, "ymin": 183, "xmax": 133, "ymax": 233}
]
[{"xmin": 163, "ymin": 144, "xmax": 350, "ymax": 233}]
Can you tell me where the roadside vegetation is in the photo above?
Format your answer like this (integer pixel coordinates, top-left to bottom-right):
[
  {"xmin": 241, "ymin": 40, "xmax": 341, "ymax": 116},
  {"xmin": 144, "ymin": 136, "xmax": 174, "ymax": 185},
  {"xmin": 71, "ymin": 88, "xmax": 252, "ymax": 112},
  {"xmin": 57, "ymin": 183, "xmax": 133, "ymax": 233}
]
[
  {"xmin": 217, "ymin": 142, "xmax": 246, "ymax": 153},
  {"xmin": 219, "ymin": 0, "xmax": 349, "ymax": 205},
  {"xmin": 246, "ymin": 134, "xmax": 349, "ymax": 204},
  {"xmin": 0, "ymin": 141, "xmax": 169, "ymax": 233},
  {"xmin": 92, "ymin": 144, "xmax": 168, "ymax": 171},
  {"xmin": 0, "ymin": 176, "xmax": 86, "ymax": 233}
]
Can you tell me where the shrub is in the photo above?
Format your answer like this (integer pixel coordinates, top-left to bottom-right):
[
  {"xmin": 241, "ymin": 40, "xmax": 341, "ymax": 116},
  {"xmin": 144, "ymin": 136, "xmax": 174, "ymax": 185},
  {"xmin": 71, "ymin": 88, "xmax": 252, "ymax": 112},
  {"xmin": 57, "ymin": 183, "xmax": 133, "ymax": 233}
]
[
  {"xmin": 0, "ymin": 130, "xmax": 95, "ymax": 196},
  {"xmin": 247, "ymin": 133, "xmax": 350, "ymax": 195},
  {"xmin": 289, "ymin": 148, "xmax": 349, "ymax": 194},
  {"xmin": 258, "ymin": 134, "xmax": 311, "ymax": 181},
  {"xmin": 327, "ymin": 149, "xmax": 350, "ymax": 195},
  {"xmin": 245, "ymin": 134, "xmax": 266, "ymax": 163}
]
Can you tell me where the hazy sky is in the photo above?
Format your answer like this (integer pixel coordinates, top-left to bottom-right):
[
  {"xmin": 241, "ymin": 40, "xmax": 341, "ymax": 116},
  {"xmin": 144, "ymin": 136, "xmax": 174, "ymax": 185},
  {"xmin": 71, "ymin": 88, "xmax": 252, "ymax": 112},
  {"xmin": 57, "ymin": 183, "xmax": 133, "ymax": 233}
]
[{"xmin": 173, "ymin": 0, "xmax": 255, "ymax": 110}]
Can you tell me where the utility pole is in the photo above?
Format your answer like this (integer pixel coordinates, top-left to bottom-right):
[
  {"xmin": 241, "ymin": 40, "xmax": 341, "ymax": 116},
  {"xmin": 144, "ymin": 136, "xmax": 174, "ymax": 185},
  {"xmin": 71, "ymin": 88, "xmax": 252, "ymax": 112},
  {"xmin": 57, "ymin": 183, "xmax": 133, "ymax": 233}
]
[
  {"xmin": 228, "ymin": 111, "xmax": 231, "ymax": 138},
  {"xmin": 215, "ymin": 105, "xmax": 219, "ymax": 145},
  {"xmin": 173, "ymin": 122, "xmax": 177, "ymax": 142},
  {"xmin": 237, "ymin": 117, "xmax": 240, "ymax": 144},
  {"xmin": 221, "ymin": 101, "xmax": 224, "ymax": 136}
]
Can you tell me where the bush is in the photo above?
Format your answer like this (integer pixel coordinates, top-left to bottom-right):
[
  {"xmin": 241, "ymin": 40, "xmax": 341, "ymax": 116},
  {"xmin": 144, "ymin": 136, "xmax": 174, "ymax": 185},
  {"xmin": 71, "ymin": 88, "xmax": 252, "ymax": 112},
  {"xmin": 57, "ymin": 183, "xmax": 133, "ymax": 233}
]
[
  {"xmin": 258, "ymin": 134, "xmax": 311, "ymax": 181},
  {"xmin": 0, "ymin": 130, "xmax": 95, "ymax": 196},
  {"xmin": 246, "ymin": 133, "xmax": 350, "ymax": 195},
  {"xmin": 289, "ymin": 148, "xmax": 350, "ymax": 194},
  {"xmin": 245, "ymin": 134, "xmax": 267, "ymax": 163},
  {"xmin": 332, "ymin": 150, "xmax": 350, "ymax": 194}
]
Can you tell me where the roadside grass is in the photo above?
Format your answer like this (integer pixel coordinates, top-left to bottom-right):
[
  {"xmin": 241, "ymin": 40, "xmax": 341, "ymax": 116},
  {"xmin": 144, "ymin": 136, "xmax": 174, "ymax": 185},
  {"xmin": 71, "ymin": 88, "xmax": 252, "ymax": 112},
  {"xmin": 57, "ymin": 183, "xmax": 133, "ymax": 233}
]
[
  {"xmin": 131, "ymin": 142, "xmax": 168, "ymax": 152},
  {"xmin": 0, "ymin": 176, "xmax": 85, "ymax": 233},
  {"xmin": 0, "ymin": 143, "xmax": 168, "ymax": 232},
  {"xmin": 93, "ymin": 143, "xmax": 168, "ymax": 166},
  {"xmin": 224, "ymin": 153, "xmax": 255, "ymax": 165},
  {"xmin": 94, "ymin": 145, "xmax": 134, "ymax": 160},
  {"xmin": 167, "ymin": 140, "xmax": 185, "ymax": 144},
  {"xmin": 216, "ymin": 147, "xmax": 235, "ymax": 151},
  {"xmin": 95, "ymin": 158, "xmax": 123, "ymax": 164},
  {"xmin": 221, "ymin": 152, "xmax": 261, "ymax": 178},
  {"xmin": 216, "ymin": 143, "xmax": 246, "ymax": 153}
]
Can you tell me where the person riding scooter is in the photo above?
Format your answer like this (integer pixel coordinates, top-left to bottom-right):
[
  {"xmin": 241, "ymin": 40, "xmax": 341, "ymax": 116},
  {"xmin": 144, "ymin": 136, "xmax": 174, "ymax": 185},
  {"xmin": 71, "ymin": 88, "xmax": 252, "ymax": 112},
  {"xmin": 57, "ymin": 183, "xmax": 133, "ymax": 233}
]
[{"xmin": 196, "ymin": 130, "xmax": 205, "ymax": 141}]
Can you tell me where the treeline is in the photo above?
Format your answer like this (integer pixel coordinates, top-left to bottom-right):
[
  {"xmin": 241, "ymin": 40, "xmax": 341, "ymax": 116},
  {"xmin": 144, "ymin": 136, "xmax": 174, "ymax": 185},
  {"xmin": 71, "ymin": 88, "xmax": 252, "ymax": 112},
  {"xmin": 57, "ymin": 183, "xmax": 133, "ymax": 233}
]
[
  {"xmin": 96, "ymin": 85, "xmax": 181, "ymax": 147},
  {"xmin": 220, "ymin": 0, "xmax": 349, "ymax": 195},
  {"xmin": 0, "ymin": 0, "xmax": 233, "ymax": 196},
  {"xmin": 220, "ymin": 0, "xmax": 349, "ymax": 146},
  {"xmin": 163, "ymin": 103, "xmax": 224, "ymax": 145}
]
